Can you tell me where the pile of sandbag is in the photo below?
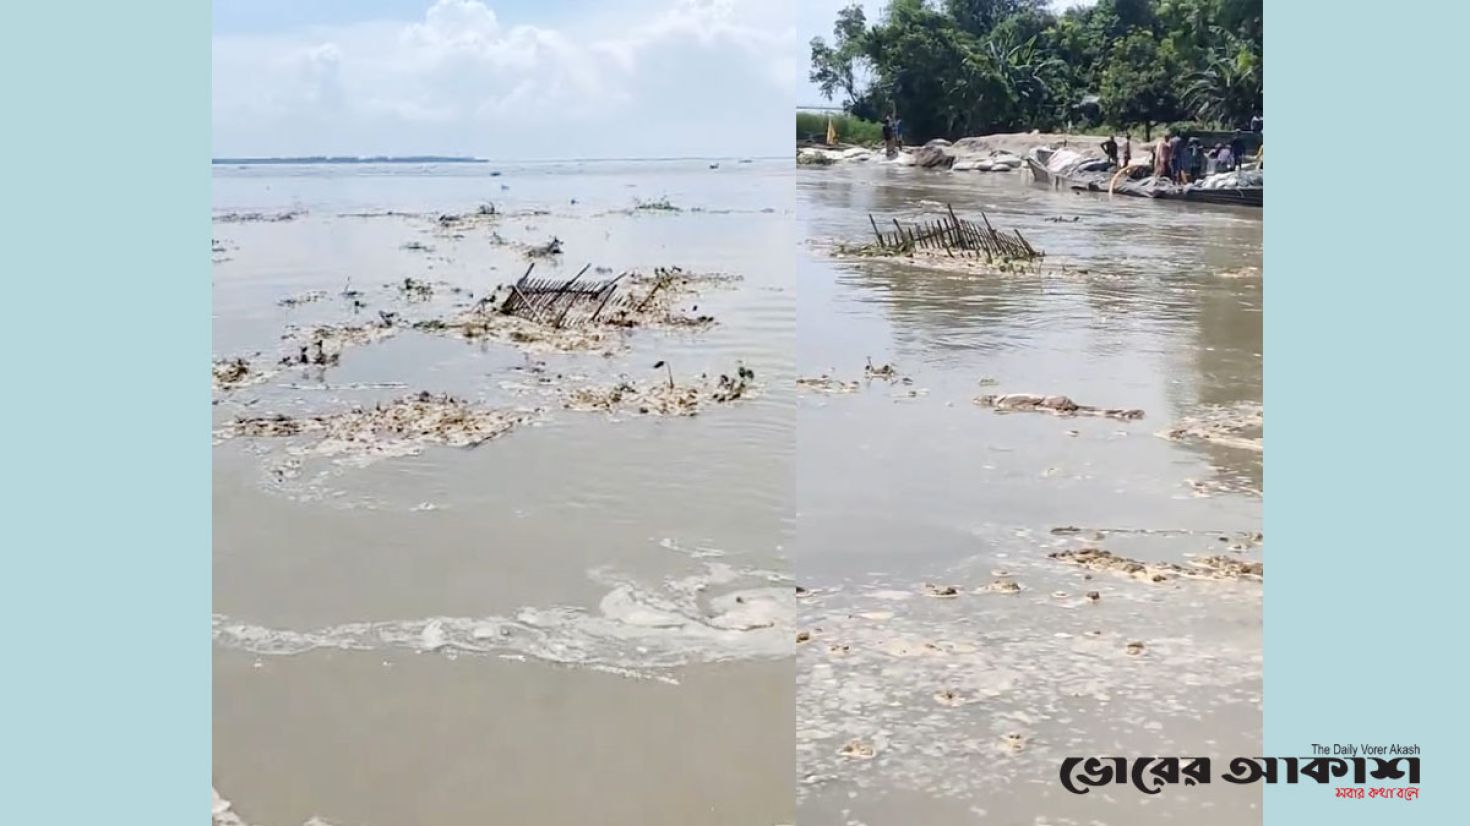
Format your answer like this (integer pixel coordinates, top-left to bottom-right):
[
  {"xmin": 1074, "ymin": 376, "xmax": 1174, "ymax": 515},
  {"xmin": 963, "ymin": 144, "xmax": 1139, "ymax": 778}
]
[
  {"xmin": 952, "ymin": 153, "xmax": 1023, "ymax": 172},
  {"xmin": 1043, "ymin": 147, "xmax": 1089, "ymax": 174},
  {"xmin": 1197, "ymin": 168, "xmax": 1264, "ymax": 189}
]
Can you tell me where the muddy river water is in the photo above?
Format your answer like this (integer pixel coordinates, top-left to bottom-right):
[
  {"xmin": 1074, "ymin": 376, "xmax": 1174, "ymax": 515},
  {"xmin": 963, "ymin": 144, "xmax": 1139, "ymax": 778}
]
[
  {"xmin": 795, "ymin": 165, "xmax": 1263, "ymax": 824},
  {"xmin": 212, "ymin": 160, "xmax": 796, "ymax": 826},
  {"xmin": 213, "ymin": 158, "xmax": 1261, "ymax": 826}
]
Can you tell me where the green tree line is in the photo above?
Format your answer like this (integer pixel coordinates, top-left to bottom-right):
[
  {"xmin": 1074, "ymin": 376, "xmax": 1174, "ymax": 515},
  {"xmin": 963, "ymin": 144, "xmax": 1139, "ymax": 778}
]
[
  {"xmin": 797, "ymin": 111, "xmax": 886, "ymax": 145},
  {"xmin": 810, "ymin": 0, "xmax": 1262, "ymax": 142}
]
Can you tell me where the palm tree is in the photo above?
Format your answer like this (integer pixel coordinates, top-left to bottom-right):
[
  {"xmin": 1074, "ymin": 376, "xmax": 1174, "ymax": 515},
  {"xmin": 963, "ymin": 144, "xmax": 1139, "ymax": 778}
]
[
  {"xmin": 1183, "ymin": 33, "xmax": 1261, "ymax": 127},
  {"xmin": 981, "ymin": 35, "xmax": 1064, "ymax": 130}
]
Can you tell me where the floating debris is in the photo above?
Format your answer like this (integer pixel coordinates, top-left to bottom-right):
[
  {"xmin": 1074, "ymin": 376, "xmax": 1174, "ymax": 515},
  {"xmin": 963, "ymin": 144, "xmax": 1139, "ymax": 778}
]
[
  {"xmin": 976, "ymin": 393, "xmax": 1144, "ymax": 421},
  {"xmin": 562, "ymin": 367, "xmax": 755, "ymax": 417},
  {"xmin": 525, "ymin": 237, "xmax": 563, "ymax": 258},
  {"xmin": 401, "ymin": 241, "xmax": 433, "ymax": 252},
  {"xmin": 933, "ymin": 688, "xmax": 975, "ymax": 707},
  {"xmin": 279, "ymin": 321, "xmax": 398, "ymax": 366},
  {"xmin": 795, "ymin": 374, "xmax": 860, "ymax": 394},
  {"xmin": 838, "ymin": 739, "xmax": 877, "ymax": 760},
  {"xmin": 425, "ymin": 208, "xmax": 503, "ymax": 238},
  {"xmin": 1049, "ymin": 547, "xmax": 1262, "ymax": 582},
  {"xmin": 212, "ymin": 357, "xmax": 271, "ymax": 391},
  {"xmin": 1192, "ymin": 555, "xmax": 1264, "ymax": 578},
  {"xmin": 278, "ymin": 290, "xmax": 328, "ymax": 308},
  {"xmin": 397, "ymin": 276, "xmax": 434, "ymax": 301},
  {"xmin": 413, "ymin": 264, "xmax": 726, "ymax": 353},
  {"xmin": 1052, "ymin": 526, "xmax": 1263, "ymax": 545},
  {"xmin": 1162, "ymin": 402, "xmax": 1263, "ymax": 452},
  {"xmin": 977, "ymin": 579, "xmax": 1023, "ymax": 595},
  {"xmin": 219, "ymin": 392, "xmax": 534, "ymax": 460},
  {"xmin": 864, "ymin": 357, "xmax": 899, "ymax": 380},
  {"xmin": 214, "ymin": 209, "xmax": 304, "ymax": 223},
  {"xmin": 923, "ymin": 583, "xmax": 960, "ymax": 599},
  {"xmin": 337, "ymin": 210, "xmax": 419, "ymax": 219},
  {"xmin": 1189, "ymin": 477, "xmax": 1263, "ymax": 498},
  {"xmin": 798, "ymin": 358, "xmax": 907, "ymax": 393},
  {"xmin": 1125, "ymin": 641, "xmax": 1147, "ymax": 656},
  {"xmin": 416, "ymin": 312, "xmax": 614, "ymax": 353},
  {"xmin": 635, "ymin": 197, "xmax": 682, "ymax": 212}
]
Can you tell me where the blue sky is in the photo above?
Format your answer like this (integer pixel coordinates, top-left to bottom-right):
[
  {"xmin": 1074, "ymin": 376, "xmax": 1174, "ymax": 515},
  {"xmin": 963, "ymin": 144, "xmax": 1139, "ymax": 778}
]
[{"xmin": 212, "ymin": 0, "xmax": 795, "ymax": 159}]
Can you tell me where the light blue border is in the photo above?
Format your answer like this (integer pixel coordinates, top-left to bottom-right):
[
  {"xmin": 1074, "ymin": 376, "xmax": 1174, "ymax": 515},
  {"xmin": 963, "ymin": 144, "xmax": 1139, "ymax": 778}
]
[
  {"xmin": 6, "ymin": 3, "xmax": 1470, "ymax": 823},
  {"xmin": 1266, "ymin": 3, "xmax": 1468, "ymax": 823},
  {"xmin": 0, "ymin": 2, "xmax": 209, "ymax": 823}
]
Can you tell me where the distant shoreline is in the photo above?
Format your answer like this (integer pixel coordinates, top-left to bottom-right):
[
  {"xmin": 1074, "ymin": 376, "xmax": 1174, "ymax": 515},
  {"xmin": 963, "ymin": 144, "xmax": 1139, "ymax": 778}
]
[
  {"xmin": 213, "ymin": 156, "xmax": 487, "ymax": 165},
  {"xmin": 214, "ymin": 155, "xmax": 785, "ymax": 166}
]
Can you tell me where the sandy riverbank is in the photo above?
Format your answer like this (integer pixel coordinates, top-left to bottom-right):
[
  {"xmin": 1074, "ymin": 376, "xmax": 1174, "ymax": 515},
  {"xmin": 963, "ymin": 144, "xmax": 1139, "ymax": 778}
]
[{"xmin": 799, "ymin": 130, "xmax": 1113, "ymax": 170}]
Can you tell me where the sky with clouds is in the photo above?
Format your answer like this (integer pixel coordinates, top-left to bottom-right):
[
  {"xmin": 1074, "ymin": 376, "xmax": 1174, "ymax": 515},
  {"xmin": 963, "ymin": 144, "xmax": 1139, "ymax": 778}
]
[{"xmin": 213, "ymin": 0, "xmax": 796, "ymax": 160}]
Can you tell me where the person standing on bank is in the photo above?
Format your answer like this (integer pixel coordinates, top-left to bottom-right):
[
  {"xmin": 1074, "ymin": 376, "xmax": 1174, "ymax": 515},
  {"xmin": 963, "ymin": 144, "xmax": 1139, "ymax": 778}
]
[
  {"xmin": 1215, "ymin": 142, "xmax": 1235, "ymax": 172},
  {"xmin": 1154, "ymin": 133, "xmax": 1173, "ymax": 182}
]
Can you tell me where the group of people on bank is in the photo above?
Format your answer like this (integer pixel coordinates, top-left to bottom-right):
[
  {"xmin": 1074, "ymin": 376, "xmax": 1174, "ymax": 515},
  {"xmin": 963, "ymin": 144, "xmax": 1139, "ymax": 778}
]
[{"xmin": 1101, "ymin": 119, "xmax": 1261, "ymax": 184}]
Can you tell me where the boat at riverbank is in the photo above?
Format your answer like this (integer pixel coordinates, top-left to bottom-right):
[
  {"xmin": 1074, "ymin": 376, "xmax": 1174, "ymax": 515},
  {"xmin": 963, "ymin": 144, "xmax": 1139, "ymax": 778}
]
[
  {"xmin": 1025, "ymin": 146, "xmax": 1113, "ymax": 188},
  {"xmin": 1027, "ymin": 147, "xmax": 1262, "ymax": 208},
  {"xmin": 1136, "ymin": 178, "xmax": 1264, "ymax": 207}
]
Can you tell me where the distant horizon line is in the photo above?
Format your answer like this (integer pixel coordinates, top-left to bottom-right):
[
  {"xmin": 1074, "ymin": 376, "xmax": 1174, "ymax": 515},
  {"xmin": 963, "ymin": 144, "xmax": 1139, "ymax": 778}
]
[{"xmin": 213, "ymin": 154, "xmax": 788, "ymax": 165}]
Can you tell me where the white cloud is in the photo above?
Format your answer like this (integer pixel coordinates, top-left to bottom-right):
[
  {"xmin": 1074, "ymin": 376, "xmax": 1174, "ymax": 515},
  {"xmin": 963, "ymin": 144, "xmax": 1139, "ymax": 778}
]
[{"xmin": 213, "ymin": 0, "xmax": 794, "ymax": 159}]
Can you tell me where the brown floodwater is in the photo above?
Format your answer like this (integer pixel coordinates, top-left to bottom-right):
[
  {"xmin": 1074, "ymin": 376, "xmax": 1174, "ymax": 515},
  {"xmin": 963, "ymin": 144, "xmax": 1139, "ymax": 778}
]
[
  {"xmin": 213, "ymin": 158, "xmax": 1263, "ymax": 826},
  {"xmin": 795, "ymin": 163, "xmax": 1263, "ymax": 825},
  {"xmin": 212, "ymin": 160, "xmax": 796, "ymax": 826}
]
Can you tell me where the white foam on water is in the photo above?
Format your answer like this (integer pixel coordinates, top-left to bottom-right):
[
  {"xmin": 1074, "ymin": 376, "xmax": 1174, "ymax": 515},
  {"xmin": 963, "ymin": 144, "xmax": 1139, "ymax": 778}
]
[
  {"xmin": 213, "ymin": 787, "xmax": 339, "ymax": 826},
  {"xmin": 797, "ymin": 576, "xmax": 1261, "ymax": 806},
  {"xmin": 214, "ymin": 563, "xmax": 794, "ymax": 680}
]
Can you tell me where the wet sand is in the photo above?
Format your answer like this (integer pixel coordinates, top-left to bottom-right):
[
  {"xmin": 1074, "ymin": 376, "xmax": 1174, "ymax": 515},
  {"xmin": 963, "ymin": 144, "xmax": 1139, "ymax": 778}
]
[
  {"xmin": 796, "ymin": 165, "xmax": 1263, "ymax": 823},
  {"xmin": 213, "ymin": 160, "xmax": 795, "ymax": 825}
]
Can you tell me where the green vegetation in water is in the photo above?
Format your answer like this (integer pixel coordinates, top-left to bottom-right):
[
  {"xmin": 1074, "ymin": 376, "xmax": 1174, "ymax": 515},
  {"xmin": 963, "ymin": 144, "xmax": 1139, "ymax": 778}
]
[
  {"xmin": 810, "ymin": 0, "xmax": 1262, "ymax": 142},
  {"xmin": 796, "ymin": 111, "xmax": 884, "ymax": 146}
]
